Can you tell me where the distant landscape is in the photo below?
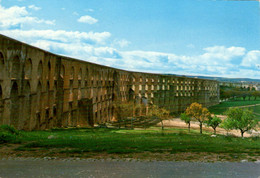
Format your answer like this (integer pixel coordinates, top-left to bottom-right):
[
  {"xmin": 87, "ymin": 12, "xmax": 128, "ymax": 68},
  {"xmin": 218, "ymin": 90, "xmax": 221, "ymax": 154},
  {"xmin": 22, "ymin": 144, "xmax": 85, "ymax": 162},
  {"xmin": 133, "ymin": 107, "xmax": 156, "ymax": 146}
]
[{"xmin": 167, "ymin": 74, "xmax": 260, "ymax": 83}]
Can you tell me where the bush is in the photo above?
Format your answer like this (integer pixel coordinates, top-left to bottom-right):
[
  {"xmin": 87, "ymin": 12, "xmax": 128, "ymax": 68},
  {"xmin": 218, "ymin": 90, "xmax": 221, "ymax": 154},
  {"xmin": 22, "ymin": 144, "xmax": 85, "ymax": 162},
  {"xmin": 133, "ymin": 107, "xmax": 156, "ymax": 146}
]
[
  {"xmin": 0, "ymin": 125, "xmax": 19, "ymax": 144},
  {"xmin": 0, "ymin": 132, "xmax": 16, "ymax": 144},
  {"xmin": 0, "ymin": 125, "xmax": 20, "ymax": 135}
]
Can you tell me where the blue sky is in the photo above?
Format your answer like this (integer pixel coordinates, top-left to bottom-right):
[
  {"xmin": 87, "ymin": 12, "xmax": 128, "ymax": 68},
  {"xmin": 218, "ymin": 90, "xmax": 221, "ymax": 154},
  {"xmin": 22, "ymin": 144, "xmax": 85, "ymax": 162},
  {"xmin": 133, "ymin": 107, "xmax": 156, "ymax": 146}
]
[{"xmin": 0, "ymin": 0, "xmax": 260, "ymax": 78}]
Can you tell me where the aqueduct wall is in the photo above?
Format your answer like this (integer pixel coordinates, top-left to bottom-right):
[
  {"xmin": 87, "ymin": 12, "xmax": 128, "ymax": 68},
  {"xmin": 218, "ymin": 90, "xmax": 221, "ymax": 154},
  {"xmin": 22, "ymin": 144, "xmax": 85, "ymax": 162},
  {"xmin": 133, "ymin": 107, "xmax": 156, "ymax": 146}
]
[{"xmin": 0, "ymin": 34, "xmax": 219, "ymax": 130}]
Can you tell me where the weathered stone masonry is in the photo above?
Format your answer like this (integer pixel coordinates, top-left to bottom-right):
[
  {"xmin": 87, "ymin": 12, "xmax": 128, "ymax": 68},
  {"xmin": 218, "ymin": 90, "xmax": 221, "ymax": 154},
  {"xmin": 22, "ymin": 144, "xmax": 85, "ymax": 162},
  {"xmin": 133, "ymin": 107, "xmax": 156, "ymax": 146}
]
[{"xmin": 0, "ymin": 34, "xmax": 219, "ymax": 130}]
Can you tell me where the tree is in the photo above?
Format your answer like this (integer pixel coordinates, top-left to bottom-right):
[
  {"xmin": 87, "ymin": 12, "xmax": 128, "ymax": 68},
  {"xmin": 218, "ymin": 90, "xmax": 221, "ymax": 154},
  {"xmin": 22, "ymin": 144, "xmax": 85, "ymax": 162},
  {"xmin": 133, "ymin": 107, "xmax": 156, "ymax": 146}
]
[
  {"xmin": 148, "ymin": 105, "xmax": 170, "ymax": 130},
  {"xmin": 113, "ymin": 101, "xmax": 140, "ymax": 129},
  {"xmin": 240, "ymin": 91, "xmax": 248, "ymax": 101},
  {"xmin": 252, "ymin": 91, "xmax": 260, "ymax": 100},
  {"xmin": 185, "ymin": 102, "xmax": 211, "ymax": 134},
  {"xmin": 248, "ymin": 91, "xmax": 253, "ymax": 101},
  {"xmin": 206, "ymin": 115, "xmax": 222, "ymax": 135},
  {"xmin": 220, "ymin": 117, "xmax": 233, "ymax": 135},
  {"xmin": 225, "ymin": 107, "xmax": 259, "ymax": 137},
  {"xmin": 180, "ymin": 113, "xmax": 192, "ymax": 132}
]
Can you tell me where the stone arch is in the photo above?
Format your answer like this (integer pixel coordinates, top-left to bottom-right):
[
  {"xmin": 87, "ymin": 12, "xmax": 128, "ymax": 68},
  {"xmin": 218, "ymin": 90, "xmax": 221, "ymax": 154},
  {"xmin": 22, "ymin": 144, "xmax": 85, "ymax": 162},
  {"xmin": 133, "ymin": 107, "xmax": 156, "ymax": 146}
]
[
  {"xmin": 47, "ymin": 61, "xmax": 51, "ymax": 80},
  {"xmin": 24, "ymin": 58, "xmax": 32, "ymax": 79},
  {"xmin": 10, "ymin": 82, "xmax": 19, "ymax": 128},
  {"xmin": 0, "ymin": 52, "xmax": 4, "ymax": 79},
  {"xmin": 78, "ymin": 68, "xmax": 82, "ymax": 80},
  {"xmin": 70, "ymin": 66, "xmax": 74, "ymax": 79},
  {"xmin": 85, "ymin": 66, "xmax": 89, "ymax": 86},
  {"xmin": 22, "ymin": 81, "xmax": 31, "ymax": 130},
  {"xmin": 37, "ymin": 61, "xmax": 43, "ymax": 79},
  {"xmin": 60, "ymin": 65, "xmax": 65, "ymax": 79},
  {"xmin": 85, "ymin": 67, "xmax": 89, "ymax": 79},
  {"xmin": 12, "ymin": 55, "xmax": 20, "ymax": 79},
  {"xmin": 0, "ymin": 84, "xmax": 2, "ymax": 100},
  {"xmin": 36, "ymin": 82, "xmax": 42, "ymax": 112},
  {"xmin": 46, "ymin": 81, "xmax": 51, "ymax": 106},
  {"xmin": 55, "ymin": 64, "xmax": 58, "ymax": 79},
  {"xmin": 0, "ymin": 84, "xmax": 3, "ymax": 124},
  {"xmin": 45, "ymin": 109, "xmax": 50, "ymax": 128},
  {"xmin": 78, "ymin": 80, "xmax": 82, "ymax": 100},
  {"xmin": 69, "ymin": 80, "xmax": 73, "ymax": 101},
  {"xmin": 34, "ymin": 81, "xmax": 42, "ymax": 130}
]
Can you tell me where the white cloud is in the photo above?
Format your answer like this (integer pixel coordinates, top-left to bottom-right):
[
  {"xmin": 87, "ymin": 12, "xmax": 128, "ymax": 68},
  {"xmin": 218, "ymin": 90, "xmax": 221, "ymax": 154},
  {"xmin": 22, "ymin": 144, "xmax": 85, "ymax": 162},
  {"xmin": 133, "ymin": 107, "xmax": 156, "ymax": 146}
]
[
  {"xmin": 112, "ymin": 39, "xmax": 131, "ymax": 48},
  {"xmin": 0, "ymin": 26, "xmax": 259, "ymax": 78},
  {"xmin": 0, "ymin": 4, "xmax": 54, "ymax": 28},
  {"xmin": 85, "ymin": 9, "xmax": 94, "ymax": 12},
  {"xmin": 28, "ymin": 5, "xmax": 41, "ymax": 11},
  {"xmin": 0, "ymin": 29, "xmax": 111, "ymax": 45},
  {"xmin": 241, "ymin": 50, "xmax": 260, "ymax": 67},
  {"xmin": 201, "ymin": 46, "xmax": 245, "ymax": 61},
  {"xmin": 61, "ymin": 8, "xmax": 66, "ymax": 11},
  {"xmin": 78, "ymin": 15, "xmax": 98, "ymax": 24}
]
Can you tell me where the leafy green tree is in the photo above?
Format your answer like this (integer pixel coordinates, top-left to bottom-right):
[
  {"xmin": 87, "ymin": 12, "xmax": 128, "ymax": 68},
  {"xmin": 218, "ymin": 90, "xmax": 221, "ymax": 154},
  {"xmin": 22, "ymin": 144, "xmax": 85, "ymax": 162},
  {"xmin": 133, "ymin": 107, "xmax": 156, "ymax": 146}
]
[
  {"xmin": 248, "ymin": 91, "xmax": 253, "ymax": 101},
  {"xmin": 239, "ymin": 91, "xmax": 248, "ymax": 101},
  {"xmin": 180, "ymin": 113, "xmax": 192, "ymax": 132},
  {"xmin": 225, "ymin": 108, "xmax": 259, "ymax": 137},
  {"xmin": 205, "ymin": 115, "xmax": 222, "ymax": 135},
  {"xmin": 114, "ymin": 101, "xmax": 140, "ymax": 129},
  {"xmin": 252, "ymin": 91, "xmax": 260, "ymax": 100},
  {"xmin": 220, "ymin": 117, "xmax": 233, "ymax": 135},
  {"xmin": 148, "ymin": 105, "xmax": 170, "ymax": 130},
  {"xmin": 185, "ymin": 102, "xmax": 211, "ymax": 134}
]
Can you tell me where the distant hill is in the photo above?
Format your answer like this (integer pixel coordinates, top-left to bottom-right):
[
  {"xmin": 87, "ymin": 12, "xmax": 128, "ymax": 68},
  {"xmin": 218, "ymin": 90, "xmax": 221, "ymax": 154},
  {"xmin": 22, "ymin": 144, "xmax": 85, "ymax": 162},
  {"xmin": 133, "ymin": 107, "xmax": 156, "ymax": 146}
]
[{"xmin": 166, "ymin": 74, "xmax": 260, "ymax": 83}]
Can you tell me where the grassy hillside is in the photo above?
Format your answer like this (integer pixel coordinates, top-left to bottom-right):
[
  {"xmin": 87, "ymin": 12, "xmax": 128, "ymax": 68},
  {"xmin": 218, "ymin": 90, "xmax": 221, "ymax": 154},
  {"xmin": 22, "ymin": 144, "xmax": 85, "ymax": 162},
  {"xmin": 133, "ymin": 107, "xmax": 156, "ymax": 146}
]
[{"xmin": 208, "ymin": 97, "xmax": 260, "ymax": 120}]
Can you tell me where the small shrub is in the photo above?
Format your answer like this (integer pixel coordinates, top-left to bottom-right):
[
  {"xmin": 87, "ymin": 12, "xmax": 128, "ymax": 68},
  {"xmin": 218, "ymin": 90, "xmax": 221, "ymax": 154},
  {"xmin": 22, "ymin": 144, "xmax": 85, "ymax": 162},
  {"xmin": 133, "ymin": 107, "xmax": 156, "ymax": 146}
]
[
  {"xmin": 0, "ymin": 132, "xmax": 15, "ymax": 144},
  {"xmin": 0, "ymin": 125, "xmax": 19, "ymax": 135},
  {"xmin": 0, "ymin": 125, "xmax": 20, "ymax": 144}
]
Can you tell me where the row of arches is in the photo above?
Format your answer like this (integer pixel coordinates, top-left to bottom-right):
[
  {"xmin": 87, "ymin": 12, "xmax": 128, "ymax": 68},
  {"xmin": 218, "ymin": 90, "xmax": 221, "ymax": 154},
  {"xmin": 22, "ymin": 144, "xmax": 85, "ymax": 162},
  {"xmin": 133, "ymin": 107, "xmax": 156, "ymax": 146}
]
[
  {"xmin": 0, "ymin": 51, "xmax": 45, "ymax": 81},
  {"xmin": 0, "ymin": 46, "xmax": 219, "ymax": 129}
]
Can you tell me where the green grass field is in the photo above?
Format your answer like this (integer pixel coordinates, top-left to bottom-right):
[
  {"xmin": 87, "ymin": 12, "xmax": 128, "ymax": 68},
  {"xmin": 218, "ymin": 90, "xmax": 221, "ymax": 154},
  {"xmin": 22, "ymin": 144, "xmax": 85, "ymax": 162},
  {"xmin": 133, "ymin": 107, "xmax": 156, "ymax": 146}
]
[
  {"xmin": 208, "ymin": 97, "xmax": 260, "ymax": 120},
  {"xmin": 1, "ymin": 126, "xmax": 259, "ymax": 156}
]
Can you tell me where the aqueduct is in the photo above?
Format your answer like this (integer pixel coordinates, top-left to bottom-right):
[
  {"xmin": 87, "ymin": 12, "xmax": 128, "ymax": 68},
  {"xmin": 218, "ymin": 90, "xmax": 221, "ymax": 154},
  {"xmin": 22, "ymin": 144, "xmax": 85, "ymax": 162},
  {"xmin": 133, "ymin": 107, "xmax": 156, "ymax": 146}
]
[{"xmin": 0, "ymin": 34, "xmax": 219, "ymax": 130}]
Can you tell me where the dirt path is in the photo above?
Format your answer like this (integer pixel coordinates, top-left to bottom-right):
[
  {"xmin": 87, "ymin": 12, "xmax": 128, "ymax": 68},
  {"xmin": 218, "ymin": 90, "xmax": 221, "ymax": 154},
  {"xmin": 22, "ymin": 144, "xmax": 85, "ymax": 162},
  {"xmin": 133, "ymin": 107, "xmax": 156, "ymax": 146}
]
[
  {"xmin": 160, "ymin": 117, "xmax": 260, "ymax": 137},
  {"xmin": 236, "ymin": 103, "xmax": 260, "ymax": 108}
]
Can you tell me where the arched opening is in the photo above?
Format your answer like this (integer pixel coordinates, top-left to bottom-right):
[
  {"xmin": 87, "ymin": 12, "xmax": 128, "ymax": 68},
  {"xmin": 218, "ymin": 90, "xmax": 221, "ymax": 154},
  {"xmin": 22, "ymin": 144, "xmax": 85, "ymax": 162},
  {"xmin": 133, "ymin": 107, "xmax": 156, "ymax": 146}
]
[
  {"xmin": 10, "ymin": 82, "xmax": 19, "ymax": 128},
  {"xmin": 45, "ymin": 109, "xmax": 50, "ymax": 128},
  {"xmin": 36, "ymin": 82, "xmax": 42, "ymax": 112},
  {"xmin": 12, "ymin": 56, "xmax": 20, "ymax": 79},
  {"xmin": 46, "ymin": 81, "xmax": 50, "ymax": 106},
  {"xmin": 78, "ymin": 68, "xmax": 82, "ymax": 80},
  {"xmin": 0, "ymin": 52, "xmax": 4, "ymax": 79},
  {"xmin": 24, "ymin": 58, "xmax": 32, "ymax": 79},
  {"xmin": 78, "ymin": 81, "xmax": 81, "ymax": 100},
  {"xmin": 55, "ymin": 64, "xmax": 59, "ymax": 79},
  {"xmin": 70, "ymin": 66, "xmax": 74, "ymax": 79},
  {"xmin": 35, "ymin": 113, "xmax": 41, "ymax": 130},
  {"xmin": 37, "ymin": 61, "xmax": 43, "ymax": 79},
  {"xmin": 69, "ymin": 80, "xmax": 73, "ymax": 101},
  {"xmin": 35, "ymin": 82, "xmax": 42, "ymax": 130},
  {"xmin": 0, "ymin": 84, "xmax": 2, "ymax": 99},
  {"xmin": 54, "ymin": 80, "xmax": 57, "ymax": 103},
  {"xmin": 0, "ymin": 84, "xmax": 3, "ymax": 124},
  {"xmin": 47, "ymin": 61, "xmax": 51, "ymax": 80},
  {"xmin": 60, "ymin": 65, "xmax": 65, "ymax": 79},
  {"xmin": 22, "ymin": 81, "xmax": 31, "ymax": 130},
  {"xmin": 85, "ymin": 67, "xmax": 89, "ymax": 86}
]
